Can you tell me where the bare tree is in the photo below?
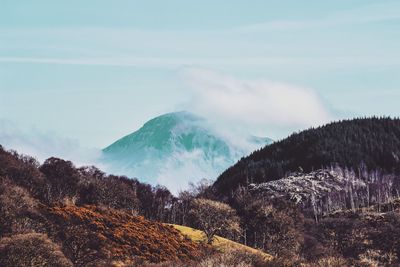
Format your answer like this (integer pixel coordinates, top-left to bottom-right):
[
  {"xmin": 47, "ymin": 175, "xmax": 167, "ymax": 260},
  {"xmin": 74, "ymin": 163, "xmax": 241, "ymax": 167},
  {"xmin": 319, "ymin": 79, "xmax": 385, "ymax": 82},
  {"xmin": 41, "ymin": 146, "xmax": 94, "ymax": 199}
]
[
  {"xmin": 190, "ymin": 198, "xmax": 240, "ymax": 244},
  {"xmin": 0, "ymin": 179, "xmax": 40, "ymax": 236},
  {"xmin": 188, "ymin": 178, "xmax": 213, "ymax": 197}
]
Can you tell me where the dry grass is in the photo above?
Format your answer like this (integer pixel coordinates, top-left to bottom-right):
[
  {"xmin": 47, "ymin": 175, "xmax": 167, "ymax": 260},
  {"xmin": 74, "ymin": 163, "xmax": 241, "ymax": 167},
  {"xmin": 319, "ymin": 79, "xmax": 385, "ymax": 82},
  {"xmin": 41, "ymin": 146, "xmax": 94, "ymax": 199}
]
[{"xmin": 168, "ymin": 224, "xmax": 273, "ymax": 261}]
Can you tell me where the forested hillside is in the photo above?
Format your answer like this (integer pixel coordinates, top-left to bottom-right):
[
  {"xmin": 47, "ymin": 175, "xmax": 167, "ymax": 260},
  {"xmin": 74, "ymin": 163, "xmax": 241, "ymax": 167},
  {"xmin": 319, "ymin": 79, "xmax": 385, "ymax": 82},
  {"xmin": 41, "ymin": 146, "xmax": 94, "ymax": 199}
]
[
  {"xmin": 204, "ymin": 117, "xmax": 400, "ymax": 265},
  {"xmin": 214, "ymin": 117, "xmax": 400, "ymax": 196}
]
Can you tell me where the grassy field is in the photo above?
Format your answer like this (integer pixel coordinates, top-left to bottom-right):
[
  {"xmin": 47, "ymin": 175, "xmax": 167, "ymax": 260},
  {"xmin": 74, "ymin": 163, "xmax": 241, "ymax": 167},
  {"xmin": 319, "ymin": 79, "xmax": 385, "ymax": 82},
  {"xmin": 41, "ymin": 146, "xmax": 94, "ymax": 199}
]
[{"xmin": 169, "ymin": 224, "xmax": 273, "ymax": 260}]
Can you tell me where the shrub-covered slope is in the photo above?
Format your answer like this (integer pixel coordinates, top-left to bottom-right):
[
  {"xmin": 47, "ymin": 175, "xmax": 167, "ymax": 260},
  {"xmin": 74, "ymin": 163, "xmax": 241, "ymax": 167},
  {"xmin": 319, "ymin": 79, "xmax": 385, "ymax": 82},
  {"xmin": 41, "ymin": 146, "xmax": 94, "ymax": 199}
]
[
  {"xmin": 0, "ymin": 146, "xmax": 207, "ymax": 266},
  {"xmin": 46, "ymin": 205, "xmax": 204, "ymax": 265}
]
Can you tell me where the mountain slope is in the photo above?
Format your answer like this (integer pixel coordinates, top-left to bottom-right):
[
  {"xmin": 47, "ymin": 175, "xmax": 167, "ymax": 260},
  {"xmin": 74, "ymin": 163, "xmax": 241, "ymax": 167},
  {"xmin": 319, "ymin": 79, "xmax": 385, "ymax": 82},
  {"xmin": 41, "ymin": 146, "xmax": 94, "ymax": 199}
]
[
  {"xmin": 214, "ymin": 117, "xmax": 400, "ymax": 196},
  {"xmin": 102, "ymin": 111, "xmax": 272, "ymax": 192}
]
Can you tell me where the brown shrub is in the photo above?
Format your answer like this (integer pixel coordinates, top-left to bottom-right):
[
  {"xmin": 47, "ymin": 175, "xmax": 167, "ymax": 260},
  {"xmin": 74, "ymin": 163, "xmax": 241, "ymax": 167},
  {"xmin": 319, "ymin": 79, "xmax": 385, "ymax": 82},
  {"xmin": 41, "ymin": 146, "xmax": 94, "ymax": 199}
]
[
  {"xmin": 46, "ymin": 205, "xmax": 207, "ymax": 265},
  {"xmin": 310, "ymin": 256, "xmax": 349, "ymax": 267},
  {"xmin": 127, "ymin": 248, "xmax": 271, "ymax": 267},
  {"xmin": 359, "ymin": 249, "xmax": 398, "ymax": 267},
  {"xmin": 0, "ymin": 233, "xmax": 72, "ymax": 267},
  {"xmin": 0, "ymin": 178, "xmax": 45, "ymax": 236}
]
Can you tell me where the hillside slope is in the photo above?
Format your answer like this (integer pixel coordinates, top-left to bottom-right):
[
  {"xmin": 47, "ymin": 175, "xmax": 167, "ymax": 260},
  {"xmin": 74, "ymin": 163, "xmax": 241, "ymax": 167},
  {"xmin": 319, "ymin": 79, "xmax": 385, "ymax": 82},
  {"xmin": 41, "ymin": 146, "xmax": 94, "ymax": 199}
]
[
  {"xmin": 0, "ymin": 146, "xmax": 208, "ymax": 266},
  {"xmin": 0, "ymin": 186, "xmax": 206, "ymax": 266},
  {"xmin": 170, "ymin": 224, "xmax": 272, "ymax": 261},
  {"xmin": 47, "ymin": 205, "xmax": 205, "ymax": 266},
  {"xmin": 214, "ymin": 117, "xmax": 400, "ymax": 198}
]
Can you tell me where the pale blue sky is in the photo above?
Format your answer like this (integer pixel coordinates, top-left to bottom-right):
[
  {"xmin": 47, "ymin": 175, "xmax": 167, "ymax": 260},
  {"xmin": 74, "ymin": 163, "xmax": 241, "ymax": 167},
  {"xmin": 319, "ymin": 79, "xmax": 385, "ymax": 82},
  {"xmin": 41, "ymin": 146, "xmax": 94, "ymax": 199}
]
[{"xmin": 1, "ymin": 0, "xmax": 400, "ymax": 149}]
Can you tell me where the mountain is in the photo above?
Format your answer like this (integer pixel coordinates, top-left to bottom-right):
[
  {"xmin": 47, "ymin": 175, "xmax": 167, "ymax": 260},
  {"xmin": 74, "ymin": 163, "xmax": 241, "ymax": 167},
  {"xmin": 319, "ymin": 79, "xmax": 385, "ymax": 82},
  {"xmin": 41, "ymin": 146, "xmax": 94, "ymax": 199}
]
[
  {"xmin": 101, "ymin": 111, "xmax": 272, "ymax": 192},
  {"xmin": 213, "ymin": 117, "xmax": 400, "ymax": 215}
]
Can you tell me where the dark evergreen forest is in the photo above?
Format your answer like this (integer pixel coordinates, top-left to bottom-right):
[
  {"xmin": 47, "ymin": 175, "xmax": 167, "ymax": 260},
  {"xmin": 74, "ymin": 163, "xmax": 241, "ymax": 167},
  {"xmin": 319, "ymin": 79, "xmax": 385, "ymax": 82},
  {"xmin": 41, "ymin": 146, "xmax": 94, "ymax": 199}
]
[{"xmin": 214, "ymin": 117, "xmax": 400, "ymax": 195}]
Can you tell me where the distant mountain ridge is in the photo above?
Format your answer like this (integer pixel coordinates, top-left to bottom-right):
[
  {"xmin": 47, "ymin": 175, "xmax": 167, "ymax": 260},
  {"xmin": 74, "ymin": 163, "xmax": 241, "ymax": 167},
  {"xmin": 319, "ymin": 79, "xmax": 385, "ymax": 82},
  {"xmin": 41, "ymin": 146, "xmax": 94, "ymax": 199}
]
[{"xmin": 102, "ymin": 111, "xmax": 272, "ymax": 192}]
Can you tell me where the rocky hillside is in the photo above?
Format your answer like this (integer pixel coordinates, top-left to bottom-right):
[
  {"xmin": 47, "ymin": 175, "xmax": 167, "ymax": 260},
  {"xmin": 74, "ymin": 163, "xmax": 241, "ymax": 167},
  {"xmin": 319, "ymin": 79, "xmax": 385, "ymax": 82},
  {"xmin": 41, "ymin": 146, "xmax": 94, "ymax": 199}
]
[
  {"xmin": 249, "ymin": 167, "xmax": 400, "ymax": 218},
  {"xmin": 213, "ymin": 118, "xmax": 400, "ymax": 211}
]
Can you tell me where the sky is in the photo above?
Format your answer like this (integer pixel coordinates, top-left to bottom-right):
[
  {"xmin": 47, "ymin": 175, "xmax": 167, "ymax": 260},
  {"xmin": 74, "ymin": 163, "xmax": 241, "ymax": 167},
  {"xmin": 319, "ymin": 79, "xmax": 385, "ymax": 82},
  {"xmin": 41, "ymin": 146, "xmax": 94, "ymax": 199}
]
[{"xmin": 1, "ymin": 0, "xmax": 400, "ymax": 157}]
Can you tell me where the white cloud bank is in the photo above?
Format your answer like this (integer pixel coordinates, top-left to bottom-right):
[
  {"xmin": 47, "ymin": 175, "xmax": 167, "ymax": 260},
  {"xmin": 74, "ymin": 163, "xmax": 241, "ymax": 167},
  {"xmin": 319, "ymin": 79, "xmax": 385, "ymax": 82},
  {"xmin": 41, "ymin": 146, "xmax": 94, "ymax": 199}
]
[
  {"xmin": 181, "ymin": 68, "xmax": 332, "ymax": 138},
  {"xmin": 0, "ymin": 120, "xmax": 101, "ymax": 167}
]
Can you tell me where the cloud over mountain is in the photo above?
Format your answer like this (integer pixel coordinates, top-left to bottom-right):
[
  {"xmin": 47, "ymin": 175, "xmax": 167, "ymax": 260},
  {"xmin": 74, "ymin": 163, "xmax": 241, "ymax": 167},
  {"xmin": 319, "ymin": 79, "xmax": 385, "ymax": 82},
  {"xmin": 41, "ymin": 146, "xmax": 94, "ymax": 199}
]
[{"xmin": 182, "ymin": 68, "xmax": 331, "ymax": 133}]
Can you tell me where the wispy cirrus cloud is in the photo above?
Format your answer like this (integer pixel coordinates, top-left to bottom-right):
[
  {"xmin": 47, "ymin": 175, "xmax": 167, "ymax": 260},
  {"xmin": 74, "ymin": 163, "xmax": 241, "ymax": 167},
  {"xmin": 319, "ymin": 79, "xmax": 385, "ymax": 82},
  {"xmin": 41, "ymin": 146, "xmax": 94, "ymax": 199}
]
[
  {"xmin": 234, "ymin": 1, "xmax": 400, "ymax": 32},
  {"xmin": 1, "ymin": 1, "xmax": 400, "ymax": 71}
]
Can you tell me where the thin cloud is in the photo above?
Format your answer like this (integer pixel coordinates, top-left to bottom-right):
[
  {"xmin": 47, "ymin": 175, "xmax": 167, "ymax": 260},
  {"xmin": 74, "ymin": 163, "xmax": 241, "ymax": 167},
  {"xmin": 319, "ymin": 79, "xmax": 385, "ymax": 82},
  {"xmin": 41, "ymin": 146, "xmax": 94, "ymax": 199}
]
[
  {"xmin": 2, "ymin": 55, "xmax": 399, "ymax": 69},
  {"xmin": 234, "ymin": 2, "xmax": 400, "ymax": 33}
]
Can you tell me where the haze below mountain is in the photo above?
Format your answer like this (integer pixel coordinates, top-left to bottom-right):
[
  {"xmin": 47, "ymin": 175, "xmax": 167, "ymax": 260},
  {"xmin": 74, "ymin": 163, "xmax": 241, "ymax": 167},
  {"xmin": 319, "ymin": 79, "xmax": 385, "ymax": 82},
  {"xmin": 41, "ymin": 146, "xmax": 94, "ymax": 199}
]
[{"xmin": 101, "ymin": 111, "xmax": 272, "ymax": 193}]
